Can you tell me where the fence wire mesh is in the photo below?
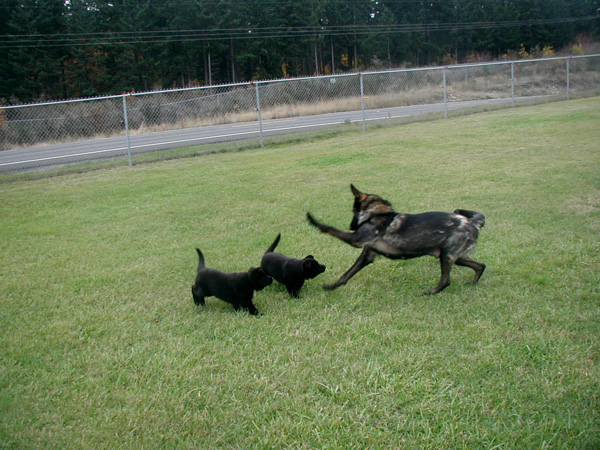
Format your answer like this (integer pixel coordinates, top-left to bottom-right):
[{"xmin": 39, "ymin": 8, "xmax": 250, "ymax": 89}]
[{"xmin": 1, "ymin": 55, "xmax": 599, "ymax": 173}]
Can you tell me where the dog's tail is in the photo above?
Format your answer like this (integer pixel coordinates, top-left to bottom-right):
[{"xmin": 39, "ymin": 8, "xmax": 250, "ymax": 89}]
[
  {"xmin": 195, "ymin": 248, "xmax": 206, "ymax": 269},
  {"xmin": 265, "ymin": 233, "xmax": 281, "ymax": 253},
  {"xmin": 454, "ymin": 209, "xmax": 485, "ymax": 230}
]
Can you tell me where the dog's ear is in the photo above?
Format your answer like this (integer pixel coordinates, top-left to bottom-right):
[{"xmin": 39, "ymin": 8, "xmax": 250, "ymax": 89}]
[
  {"xmin": 303, "ymin": 259, "xmax": 316, "ymax": 270},
  {"xmin": 305, "ymin": 255, "xmax": 314, "ymax": 259},
  {"xmin": 351, "ymin": 184, "xmax": 368, "ymax": 201},
  {"xmin": 249, "ymin": 267, "xmax": 267, "ymax": 283},
  {"xmin": 248, "ymin": 267, "xmax": 260, "ymax": 280}
]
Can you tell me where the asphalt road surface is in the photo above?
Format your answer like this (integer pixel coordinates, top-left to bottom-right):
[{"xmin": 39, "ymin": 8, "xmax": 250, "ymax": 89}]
[{"xmin": 1, "ymin": 97, "xmax": 523, "ymax": 172}]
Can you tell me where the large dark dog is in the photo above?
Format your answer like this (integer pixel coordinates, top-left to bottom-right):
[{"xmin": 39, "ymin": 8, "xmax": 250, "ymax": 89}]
[
  {"xmin": 307, "ymin": 184, "xmax": 486, "ymax": 295},
  {"xmin": 191, "ymin": 248, "xmax": 272, "ymax": 315},
  {"xmin": 261, "ymin": 233, "xmax": 326, "ymax": 298}
]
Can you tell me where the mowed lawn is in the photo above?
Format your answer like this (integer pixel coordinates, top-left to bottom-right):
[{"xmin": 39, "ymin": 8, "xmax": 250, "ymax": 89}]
[{"xmin": 1, "ymin": 98, "xmax": 599, "ymax": 449}]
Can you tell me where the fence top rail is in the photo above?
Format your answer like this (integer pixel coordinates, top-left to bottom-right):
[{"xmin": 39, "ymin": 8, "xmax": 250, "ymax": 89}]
[
  {"xmin": 364, "ymin": 66, "xmax": 444, "ymax": 77},
  {"xmin": 446, "ymin": 53, "xmax": 600, "ymax": 70},
  {"xmin": 130, "ymin": 80, "xmax": 255, "ymax": 97},
  {"xmin": 255, "ymin": 72, "xmax": 361, "ymax": 86},
  {"xmin": 2, "ymin": 53, "xmax": 598, "ymax": 110},
  {"xmin": 0, "ymin": 82, "xmax": 257, "ymax": 110},
  {"xmin": 0, "ymin": 93, "xmax": 127, "ymax": 110}
]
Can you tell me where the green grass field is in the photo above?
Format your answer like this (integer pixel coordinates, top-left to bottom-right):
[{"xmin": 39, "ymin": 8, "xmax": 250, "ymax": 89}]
[{"xmin": 1, "ymin": 98, "xmax": 599, "ymax": 449}]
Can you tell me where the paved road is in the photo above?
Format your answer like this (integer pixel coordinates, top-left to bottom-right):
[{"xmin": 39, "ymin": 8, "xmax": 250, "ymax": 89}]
[{"xmin": 0, "ymin": 97, "xmax": 522, "ymax": 172}]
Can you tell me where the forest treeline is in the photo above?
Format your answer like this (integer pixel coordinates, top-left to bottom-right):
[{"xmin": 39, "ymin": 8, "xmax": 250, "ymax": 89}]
[{"xmin": 1, "ymin": 0, "xmax": 598, "ymax": 103}]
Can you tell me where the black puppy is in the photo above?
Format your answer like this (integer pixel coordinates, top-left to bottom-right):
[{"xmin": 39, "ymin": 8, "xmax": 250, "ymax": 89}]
[
  {"xmin": 261, "ymin": 233, "xmax": 326, "ymax": 298},
  {"xmin": 191, "ymin": 248, "xmax": 272, "ymax": 315}
]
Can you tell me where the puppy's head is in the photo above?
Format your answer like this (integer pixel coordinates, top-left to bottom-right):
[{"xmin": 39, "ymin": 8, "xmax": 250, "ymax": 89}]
[
  {"xmin": 301, "ymin": 256, "xmax": 326, "ymax": 280},
  {"xmin": 248, "ymin": 267, "xmax": 273, "ymax": 291}
]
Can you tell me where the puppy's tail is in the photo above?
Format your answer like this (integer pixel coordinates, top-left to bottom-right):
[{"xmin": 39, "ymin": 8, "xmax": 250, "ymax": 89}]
[
  {"xmin": 265, "ymin": 233, "xmax": 281, "ymax": 253},
  {"xmin": 195, "ymin": 248, "xmax": 206, "ymax": 269},
  {"xmin": 454, "ymin": 209, "xmax": 485, "ymax": 230}
]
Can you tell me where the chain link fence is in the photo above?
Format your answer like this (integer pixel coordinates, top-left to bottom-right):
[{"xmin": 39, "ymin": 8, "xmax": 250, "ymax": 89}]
[{"xmin": 1, "ymin": 54, "xmax": 599, "ymax": 173}]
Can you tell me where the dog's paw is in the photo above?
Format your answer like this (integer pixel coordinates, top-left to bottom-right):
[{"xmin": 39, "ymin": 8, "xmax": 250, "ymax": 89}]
[
  {"xmin": 422, "ymin": 285, "xmax": 448, "ymax": 295},
  {"xmin": 192, "ymin": 293, "xmax": 206, "ymax": 306},
  {"xmin": 307, "ymin": 213, "xmax": 328, "ymax": 232}
]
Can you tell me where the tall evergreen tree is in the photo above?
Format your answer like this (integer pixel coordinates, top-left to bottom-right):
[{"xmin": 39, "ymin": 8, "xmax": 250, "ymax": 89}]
[
  {"xmin": 0, "ymin": 0, "xmax": 598, "ymax": 102},
  {"xmin": 1, "ymin": 0, "xmax": 69, "ymax": 102}
]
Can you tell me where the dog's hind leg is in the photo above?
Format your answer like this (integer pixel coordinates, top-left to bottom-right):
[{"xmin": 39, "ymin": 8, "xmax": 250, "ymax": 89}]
[
  {"xmin": 323, "ymin": 247, "xmax": 376, "ymax": 290},
  {"xmin": 455, "ymin": 257, "xmax": 486, "ymax": 285}
]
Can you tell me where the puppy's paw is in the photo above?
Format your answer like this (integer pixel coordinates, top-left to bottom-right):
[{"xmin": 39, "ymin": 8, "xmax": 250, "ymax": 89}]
[{"xmin": 192, "ymin": 287, "xmax": 205, "ymax": 306}]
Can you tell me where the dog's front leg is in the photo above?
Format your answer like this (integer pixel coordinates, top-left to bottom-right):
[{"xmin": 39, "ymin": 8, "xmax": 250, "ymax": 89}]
[
  {"xmin": 424, "ymin": 256, "xmax": 453, "ymax": 295},
  {"xmin": 232, "ymin": 301, "xmax": 261, "ymax": 316},
  {"xmin": 287, "ymin": 285, "xmax": 301, "ymax": 298},
  {"xmin": 323, "ymin": 247, "xmax": 376, "ymax": 290},
  {"xmin": 244, "ymin": 304, "xmax": 261, "ymax": 316},
  {"xmin": 191, "ymin": 286, "xmax": 206, "ymax": 306},
  {"xmin": 306, "ymin": 213, "xmax": 363, "ymax": 248}
]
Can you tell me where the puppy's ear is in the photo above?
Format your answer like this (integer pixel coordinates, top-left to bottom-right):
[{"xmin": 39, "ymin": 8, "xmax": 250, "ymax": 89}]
[
  {"xmin": 305, "ymin": 255, "xmax": 314, "ymax": 260},
  {"xmin": 248, "ymin": 267, "xmax": 266, "ymax": 281},
  {"xmin": 303, "ymin": 259, "xmax": 316, "ymax": 270}
]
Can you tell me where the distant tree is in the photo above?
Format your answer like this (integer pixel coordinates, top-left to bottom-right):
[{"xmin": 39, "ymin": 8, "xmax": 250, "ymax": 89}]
[
  {"xmin": 0, "ymin": 0, "xmax": 598, "ymax": 102},
  {"xmin": 1, "ymin": 0, "xmax": 69, "ymax": 102}
]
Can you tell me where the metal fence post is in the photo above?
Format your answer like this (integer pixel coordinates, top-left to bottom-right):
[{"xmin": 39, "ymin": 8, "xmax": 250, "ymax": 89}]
[
  {"xmin": 122, "ymin": 95, "xmax": 133, "ymax": 166},
  {"xmin": 443, "ymin": 67, "xmax": 448, "ymax": 118},
  {"xmin": 255, "ymin": 82, "xmax": 264, "ymax": 148},
  {"xmin": 511, "ymin": 62, "xmax": 515, "ymax": 108},
  {"xmin": 360, "ymin": 73, "xmax": 366, "ymax": 132},
  {"xmin": 566, "ymin": 57, "xmax": 571, "ymax": 101}
]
